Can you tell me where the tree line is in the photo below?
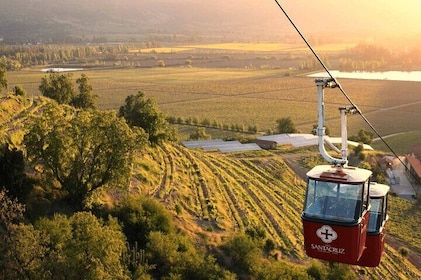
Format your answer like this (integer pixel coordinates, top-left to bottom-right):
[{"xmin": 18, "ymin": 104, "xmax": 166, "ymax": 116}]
[{"xmin": 1, "ymin": 42, "xmax": 421, "ymax": 71}]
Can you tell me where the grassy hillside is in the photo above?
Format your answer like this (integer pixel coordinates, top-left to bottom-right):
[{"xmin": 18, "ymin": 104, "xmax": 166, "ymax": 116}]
[
  {"xmin": 1, "ymin": 91, "xmax": 420, "ymax": 278},
  {"xmin": 126, "ymin": 141, "xmax": 421, "ymax": 279}
]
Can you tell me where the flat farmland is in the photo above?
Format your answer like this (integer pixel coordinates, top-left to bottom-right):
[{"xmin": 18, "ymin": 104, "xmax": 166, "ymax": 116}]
[
  {"xmin": 138, "ymin": 42, "xmax": 356, "ymax": 53},
  {"xmin": 8, "ymin": 63, "xmax": 421, "ymax": 152}
]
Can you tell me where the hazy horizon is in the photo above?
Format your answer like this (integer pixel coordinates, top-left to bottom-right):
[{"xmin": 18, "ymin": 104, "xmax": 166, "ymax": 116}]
[{"xmin": 0, "ymin": 0, "xmax": 420, "ymax": 44}]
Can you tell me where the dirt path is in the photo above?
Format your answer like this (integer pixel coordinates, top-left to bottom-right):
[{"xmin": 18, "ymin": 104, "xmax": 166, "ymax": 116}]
[{"xmin": 281, "ymin": 153, "xmax": 310, "ymax": 182}]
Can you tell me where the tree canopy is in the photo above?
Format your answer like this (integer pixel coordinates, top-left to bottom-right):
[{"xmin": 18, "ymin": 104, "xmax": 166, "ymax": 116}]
[
  {"xmin": 1, "ymin": 194, "xmax": 129, "ymax": 280},
  {"xmin": 24, "ymin": 102, "xmax": 147, "ymax": 206},
  {"xmin": 71, "ymin": 74, "xmax": 98, "ymax": 110},
  {"xmin": 276, "ymin": 117, "xmax": 298, "ymax": 134},
  {"xmin": 189, "ymin": 127, "xmax": 211, "ymax": 140},
  {"xmin": 36, "ymin": 212, "xmax": 128, "ymax": 280},
  {"xmin": 119, "ymin": 91, "xmax": 174, "ymax": 145},
  {"xmin": 113, "ymin": 195, "xmax": 173, "ymax": 247},
  {"xmin": 39, "ymin": 73, "xmax": 97, "ymax": 109},
  {"xmin": 39, "ymin": 73, "xmax": 75, "ymax": 105},
  {"xmin": 0, "ymin": 64, "xmax": 7, "ymax": 92},
  {"xmin": 349, "ymin": 128, "xmax": 374, "ymax": 144}
]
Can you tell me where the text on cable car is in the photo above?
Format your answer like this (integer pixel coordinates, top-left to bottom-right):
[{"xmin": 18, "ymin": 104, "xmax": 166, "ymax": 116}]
[{"xmin": 310, "ymin": 244, "xmax": 346, "ymax": 255}]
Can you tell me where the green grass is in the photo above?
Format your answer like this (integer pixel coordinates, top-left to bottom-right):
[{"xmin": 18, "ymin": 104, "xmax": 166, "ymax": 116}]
[
  {"xmin": 372, "ymin": 131, "xmax": 421, "ymax": 155},
  {"xmin": 388, "ymin": 195, "xmax": 421, "ymax": 255}
]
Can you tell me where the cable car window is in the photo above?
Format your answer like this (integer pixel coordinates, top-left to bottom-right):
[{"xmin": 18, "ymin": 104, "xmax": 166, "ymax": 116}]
[
  {"xmin": 303, "ymin": 179, "xmax": 365, "ymax": 223},
  {"xmin": 368, "ymin": 198, "xmax": 383, "ymax": 233}
]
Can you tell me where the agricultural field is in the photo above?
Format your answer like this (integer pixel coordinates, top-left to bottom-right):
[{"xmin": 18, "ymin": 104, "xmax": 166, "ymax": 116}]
[
  {"xmin": 137, "ymin": 42, "xmax": 356, "ymax": 53},
  {"xmin": 126, "ymin": 143, "xmax": 421, "ymax": 279},
  {"xmin": 2, "ymin": 39, "xmax": 421, "ymax": 276},
  {"xmin": 8, "ymin": 58, "xmax": 421, "ymax": 155}
]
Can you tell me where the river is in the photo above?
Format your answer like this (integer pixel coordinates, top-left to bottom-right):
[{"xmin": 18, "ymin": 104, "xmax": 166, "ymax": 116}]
[{"xmin": 308, "ymin": 70, "xmax": 421, "ymax": 82}]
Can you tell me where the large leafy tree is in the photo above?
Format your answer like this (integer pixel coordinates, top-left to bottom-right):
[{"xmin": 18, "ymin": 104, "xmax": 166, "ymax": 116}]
[
  {"xmin": 0, "ymin": 64, "xmax": 7, "ymax": 92},
  {"xmin": 71, "ymin": 73, "xmax": 98, "ymax": 110},
  {"xmin": 39, "ymin": 73, "xmax": 75, "ymax": 105},
  {"xmin": 119, "ymin": 91, "xmax": 173, "ymax": 145},
  {"xmin": 114, "ymin": 196, "xmax": 173, "ymax": 247},
  {"xmin": 39, "ymin": 73, "xmax": 97, "ymax": 109},
  {"xmin": 36, "ymin": 212, "xmax": 129, "ymax": 280},
  {"xmin": 0, "ymin": 190, "xmax": 47, "ymax": 280},
  {"xmin": 24, "ymin": 102, "xmax": 147, "ymax": 205},
  {"xmin": 0, "ymin": 195, "xmax": 129, "ymax": 280}
]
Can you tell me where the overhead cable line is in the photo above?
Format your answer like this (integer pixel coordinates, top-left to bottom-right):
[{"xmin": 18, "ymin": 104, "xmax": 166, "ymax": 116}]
[{"xmin": 273, "ymin": 0, "xmax": 417, "ymax": 192}]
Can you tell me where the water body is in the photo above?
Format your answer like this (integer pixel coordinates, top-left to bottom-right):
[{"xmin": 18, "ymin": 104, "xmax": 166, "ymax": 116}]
[
  {"xmin": 41, "ymin": 68, "xmax": 83, "ymax": 73},
  {"xmin": 308, "ymin": 70, "xmax": 421, "ymax": 82}
]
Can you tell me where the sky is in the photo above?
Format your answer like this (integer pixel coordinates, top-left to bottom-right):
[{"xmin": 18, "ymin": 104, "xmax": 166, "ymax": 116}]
[
  {"xmin": 1, "ymin": 0, "xmax": 420, "ymax": 44},
  {"xmin": 263, "ymin": 0, "xmax": 421, "ymax": 38}
]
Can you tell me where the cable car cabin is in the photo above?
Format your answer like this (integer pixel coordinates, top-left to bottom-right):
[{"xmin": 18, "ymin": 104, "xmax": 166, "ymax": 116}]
[
  {"xmin": 302, "ymin": 165, "xmax": 371, "ymax": 265},
  {"xmin": 357, "ymin": 183, "xmax": 389, "ymax": 267}
]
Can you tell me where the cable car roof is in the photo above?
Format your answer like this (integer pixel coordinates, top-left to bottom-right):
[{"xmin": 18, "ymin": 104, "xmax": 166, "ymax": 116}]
[
  {"xmin": 370, "ymin": 182, "xmax": 390, "ymax": 197},
  {"xmin": 307, "ymin": 165, "xmax": 372, "ymax": 183}
]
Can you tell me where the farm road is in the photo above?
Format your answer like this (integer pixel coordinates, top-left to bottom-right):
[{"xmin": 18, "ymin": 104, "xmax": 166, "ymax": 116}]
[{"xmin": 280, "ymin": 153, "xmax": 309, "ymax": 182}]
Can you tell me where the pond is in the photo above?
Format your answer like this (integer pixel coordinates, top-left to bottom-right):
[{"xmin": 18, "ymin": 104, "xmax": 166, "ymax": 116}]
[
  {"xmin": 41, "ymin": 68, "xmax": 83, "ymax": 73},
  {"xmin": 308, "ymin": 70, "xmax": 421, "ymax": 82}
]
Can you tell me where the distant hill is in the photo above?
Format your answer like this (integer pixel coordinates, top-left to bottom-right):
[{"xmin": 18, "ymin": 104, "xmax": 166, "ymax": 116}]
[
  {"xmin": 0, "ymin": 0, "xmax": 278, "ymax": 43},
  {"xmin": 1, "ymin": 0, "xmax": 420, "ymax": 44}
]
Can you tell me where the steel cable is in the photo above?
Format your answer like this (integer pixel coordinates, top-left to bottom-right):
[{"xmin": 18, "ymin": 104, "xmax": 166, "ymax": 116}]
[{"xmin": 273, "ymin": 0, "xmax": 417, "ymax": 192}]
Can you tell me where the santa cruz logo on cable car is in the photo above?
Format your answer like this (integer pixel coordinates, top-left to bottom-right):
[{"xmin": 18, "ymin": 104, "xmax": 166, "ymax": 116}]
[
  {"xmin": 310, "ymin": 225, "xmax": 346, "ymax": 255},
  {"xmin": 316, "ymin": 225, "xmax": 337, "ymax": 243}
]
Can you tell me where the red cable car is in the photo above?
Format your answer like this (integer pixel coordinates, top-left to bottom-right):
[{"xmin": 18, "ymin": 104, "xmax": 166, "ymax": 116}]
[
  {"xmin": 302, "ymin": 165, "xmax": 371, "ymax": 264},
  {"xmin": 302, "ymin": 78, "xmax": 389, "ymax": 266},
  {"xmin": 357, "ymin": 183, "xmax": 390, "ymax": 267}
]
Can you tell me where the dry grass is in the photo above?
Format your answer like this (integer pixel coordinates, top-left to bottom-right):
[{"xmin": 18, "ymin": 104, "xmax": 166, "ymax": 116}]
[
  {"xmin": 8, "ymin": 67, "xmax": 421, "ymax": 141},
  {"xmin": 137, "ymin": 42, "xmax": 357, "ymax": 53}
]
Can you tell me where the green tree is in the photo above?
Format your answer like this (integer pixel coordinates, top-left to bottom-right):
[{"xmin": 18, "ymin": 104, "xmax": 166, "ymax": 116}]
[
  {"xmin": 327, "ymin": 263, "xmax": 356, "ymax": 280},
  {"xmin": 39, "ymin": 73, "xmax": 75, "ymax": 105},
  {"xmin": 147, "ymin": 231, "xmax": 231, "ymax": 279},
  {"xmin": 71, "ymin": 74, "xmax": 98, "ymax": 110},
  {"xmin": 0, "ymin": 146, "xmax": 32, "ymax": 202},
  {"xmin": 119, "ymin": 91, "xmax": 173, "ymax": 145},
  {"xmin": 349, "ymin": 129, "xmax": 374, "ymax": 144},
  {"xmin": 306, "ymin": 261, "xmax": 328, "ymax": 280},
  {"xmin": 0, "ymin": 64, "xmax": 7, "ymax": 92},
  {"xmin": 24, "ymin": 102, "xmax": 147, "ymax": 206},
  {"xmin": 189, "ymin": 127, "xmax": 211, "ymax": 140},
  {"xmin": 12, "ymin": 85, "xmax": 26, "ymax": 98},
  {"xmin": 223, "ymin": 233, "xmax": 261, "ymax": 275},
  {"xmin": 0, "ymin": 190, "xmax": 48, "ymax": 280},
  {"xmin": 276, "ymin": 117, "xmax": 298, "ymax": 134},
  {"xmin": 0, "ymin": 197, "xmax": 129, "ymax": 280},
  {"xmin": 36, "ymin": 212, "xmax": 129, "ymax": 280},
  {"xmin": 114, "ymin": 196, "xmax": 173, "ymax": 247},
  {"xmin": 2, "ymin": 223, "xmax": 49, "ymax": 279}
]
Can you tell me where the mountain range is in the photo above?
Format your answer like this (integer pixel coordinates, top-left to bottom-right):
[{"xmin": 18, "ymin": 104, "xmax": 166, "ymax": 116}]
[{"xmin": 0, "ymin": 0, "xmax": 420, "ymax": 44}]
